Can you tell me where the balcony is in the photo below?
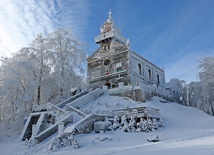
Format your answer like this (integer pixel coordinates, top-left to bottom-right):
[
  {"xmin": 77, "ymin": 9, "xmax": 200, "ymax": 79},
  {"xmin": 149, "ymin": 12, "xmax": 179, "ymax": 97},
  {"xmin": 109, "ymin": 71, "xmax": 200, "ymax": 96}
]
[{"xmin": 94, "ymin": 29, "xmax": 127, "ymax": 43}]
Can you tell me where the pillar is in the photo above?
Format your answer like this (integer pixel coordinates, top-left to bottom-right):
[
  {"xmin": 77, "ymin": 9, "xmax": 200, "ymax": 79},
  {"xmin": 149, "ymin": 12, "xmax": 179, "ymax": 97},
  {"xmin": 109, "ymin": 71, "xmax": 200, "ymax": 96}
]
[
  {"xmin": 32, "ymin": 124, "xmax": 37, "ymax": 145},
  {"xmin": 58, "ymin": 122, "xmax": 64, "ymax": 136}
]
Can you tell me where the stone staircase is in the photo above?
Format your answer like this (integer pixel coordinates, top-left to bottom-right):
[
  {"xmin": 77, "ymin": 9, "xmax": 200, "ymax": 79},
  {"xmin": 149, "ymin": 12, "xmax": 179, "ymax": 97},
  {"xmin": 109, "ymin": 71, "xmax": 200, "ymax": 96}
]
[{"xmin": 20, "ymin": 88, "xmax": 105, "ymax": 143}]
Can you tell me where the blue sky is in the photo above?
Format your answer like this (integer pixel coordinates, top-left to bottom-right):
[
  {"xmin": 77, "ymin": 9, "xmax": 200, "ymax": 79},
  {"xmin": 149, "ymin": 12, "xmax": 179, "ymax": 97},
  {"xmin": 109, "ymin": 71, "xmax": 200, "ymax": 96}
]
[{"xmin": 0, "ymin": 0, "xmax": 214, "ymax": 83}]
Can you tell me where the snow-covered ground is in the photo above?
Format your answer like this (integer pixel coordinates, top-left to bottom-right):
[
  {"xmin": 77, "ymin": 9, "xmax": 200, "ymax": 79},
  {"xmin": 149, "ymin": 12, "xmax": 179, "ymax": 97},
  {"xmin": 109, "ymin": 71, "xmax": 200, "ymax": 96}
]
[{"xmin": 1, "ymin": 96, "xmax": 214, "ymax": 155}]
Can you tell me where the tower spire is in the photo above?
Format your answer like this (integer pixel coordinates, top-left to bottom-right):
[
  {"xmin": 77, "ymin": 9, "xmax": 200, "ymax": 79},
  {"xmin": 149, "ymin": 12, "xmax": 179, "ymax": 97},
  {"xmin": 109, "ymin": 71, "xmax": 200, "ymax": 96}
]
[
  {"xmin": 108, "ymin": 9, "xmax": 112, "ymax": 19},
  {"xmin": 107, "ymin": 9, "xmax": 113, "ymax": 23}
]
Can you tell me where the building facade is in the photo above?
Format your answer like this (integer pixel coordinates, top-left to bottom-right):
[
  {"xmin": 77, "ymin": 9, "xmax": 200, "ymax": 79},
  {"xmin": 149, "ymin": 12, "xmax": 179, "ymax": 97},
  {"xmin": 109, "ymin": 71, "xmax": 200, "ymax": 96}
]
[{"xmin": 87, "ymin": 10, "xmax": 165, "ymax": 90}]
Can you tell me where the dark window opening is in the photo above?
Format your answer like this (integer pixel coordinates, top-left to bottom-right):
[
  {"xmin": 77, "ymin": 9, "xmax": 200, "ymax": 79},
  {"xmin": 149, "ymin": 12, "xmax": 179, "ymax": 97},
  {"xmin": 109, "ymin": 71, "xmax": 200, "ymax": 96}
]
[
  {"xmin": 105, "ymin": 81, "xmax": 111, "ymax": 89},
  {"xmin": 103, "ymin": 46, "xmax": 106, "ymax": 50},
  {"xmin": 148, "ymin": 69, "xmax": 152, "ymax": 80},
  {"xmin": 138, "ymin": 63, "xmax": 142, "ymax": 75},
  {"xmin": 157, "ymin": 74, "xmax": 160, "ymax": 85},
  {"xmin": 108, "ymin": 44, "xmax": 110, "ymax": 50}
]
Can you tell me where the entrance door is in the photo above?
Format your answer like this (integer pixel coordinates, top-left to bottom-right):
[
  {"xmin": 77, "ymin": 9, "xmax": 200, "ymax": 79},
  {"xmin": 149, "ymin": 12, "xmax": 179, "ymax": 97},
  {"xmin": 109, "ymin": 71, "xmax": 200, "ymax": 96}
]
[{"xmin": 105, "ymin": 82, "xmax": 111, "ymax": 89}]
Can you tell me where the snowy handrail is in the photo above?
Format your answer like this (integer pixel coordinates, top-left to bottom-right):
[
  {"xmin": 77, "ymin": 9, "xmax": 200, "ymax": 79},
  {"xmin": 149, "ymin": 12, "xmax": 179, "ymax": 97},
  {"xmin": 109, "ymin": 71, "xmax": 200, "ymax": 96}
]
[{"xmin": 110, "ymin": 106, "xmax": 161, "ymax": 119}]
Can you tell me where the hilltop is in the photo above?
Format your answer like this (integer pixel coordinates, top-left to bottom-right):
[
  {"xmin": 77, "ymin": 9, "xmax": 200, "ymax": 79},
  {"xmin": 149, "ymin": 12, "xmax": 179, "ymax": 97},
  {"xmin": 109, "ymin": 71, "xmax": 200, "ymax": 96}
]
[{"xmin": 0, "ymin": 96, "xmax": 214, "ymax": 155}]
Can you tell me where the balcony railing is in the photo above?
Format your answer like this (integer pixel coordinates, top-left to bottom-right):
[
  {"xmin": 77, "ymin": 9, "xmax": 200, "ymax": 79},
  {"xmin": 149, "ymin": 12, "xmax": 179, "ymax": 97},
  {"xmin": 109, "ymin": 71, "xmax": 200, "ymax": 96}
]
[{"xmin": 94, "ymin": 29, "xmax": 127, "ymax": 43}]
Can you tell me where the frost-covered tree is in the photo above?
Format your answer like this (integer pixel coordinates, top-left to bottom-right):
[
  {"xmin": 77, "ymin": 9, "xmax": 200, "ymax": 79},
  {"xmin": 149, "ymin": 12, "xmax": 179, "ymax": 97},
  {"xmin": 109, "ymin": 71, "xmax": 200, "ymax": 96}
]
[
  {"xmin": 46, "ymin": 28, "xmax": 86, "ymax": 101},
  {"xmin": 0, "ymin": 53, "xmax": 39, "ymax": 128},
  {"xmin": 28, "ymin": 34, "xmax": 51, "ymax": 105},
  {"xmin": 198, "ymin": 57, "xmax": 214, "ymax": 115},
  {"xmin": 166, "ymin": 78, "xmax": 188, "ymax": 104},
  {"xmin": 188, "ymin": 81, "xmax": 203, "ymax": 108},
  {"xmin": 170, "ymin": 57, "xmax": 214, "ymax": 116},
  {"xmin": 17, "ymin": 34, "xmax": 52, "ymax": 105},
  {"xmin": 0, "ymin": 28, "xmax": 86, "ymax": 130}
]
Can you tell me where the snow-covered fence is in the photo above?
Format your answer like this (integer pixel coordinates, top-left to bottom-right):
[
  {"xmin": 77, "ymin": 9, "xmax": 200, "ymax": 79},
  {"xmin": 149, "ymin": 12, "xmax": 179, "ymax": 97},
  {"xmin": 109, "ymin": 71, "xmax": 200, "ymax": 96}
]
[
  {"xmin": 142, "ymin": 107, "xmax": 161, "ymax": 118},
  {"xmin": 56, "ymin": 91, "xmax": 89, "ymax": 108},
  {"xmin": 66, "ymin": 88, "xmax": 105, "ymax": 109},
  {"xmin": 109, "ymin": 107, "xmax": 161, "ymax": 119}
]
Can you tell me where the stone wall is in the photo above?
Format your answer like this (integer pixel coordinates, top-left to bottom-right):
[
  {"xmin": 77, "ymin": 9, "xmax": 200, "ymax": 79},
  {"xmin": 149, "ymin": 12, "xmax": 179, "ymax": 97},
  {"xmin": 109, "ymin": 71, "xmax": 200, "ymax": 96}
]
[
  {"xmin": 109, "ymin": 86, "xmax": 145, "ymax": 102},
  {"xmin": 87, "ymin": 49, "xmax": 130, "ymax": 89}
]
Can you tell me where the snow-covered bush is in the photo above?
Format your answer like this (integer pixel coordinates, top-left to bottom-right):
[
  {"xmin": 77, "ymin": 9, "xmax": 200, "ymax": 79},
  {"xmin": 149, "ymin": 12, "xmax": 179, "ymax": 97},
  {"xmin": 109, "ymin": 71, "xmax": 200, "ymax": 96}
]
[
  {"xmin": 49, "ymin": 135, "xmax": 79, "ymax": 151},
  {"xmin": 112, "ymin": 116, "xmax": 120, "ymax": 130},
  {"xmin": 111, "ymin": 115, "xmax": 163, "ymax": 133}
]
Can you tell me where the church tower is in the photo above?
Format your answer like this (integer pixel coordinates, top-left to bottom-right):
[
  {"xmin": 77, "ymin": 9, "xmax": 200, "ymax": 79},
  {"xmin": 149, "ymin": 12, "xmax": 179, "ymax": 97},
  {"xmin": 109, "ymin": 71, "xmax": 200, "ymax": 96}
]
[{"xmin": 87, "ymin": 10, "xmax": 131, "ymax": 89}]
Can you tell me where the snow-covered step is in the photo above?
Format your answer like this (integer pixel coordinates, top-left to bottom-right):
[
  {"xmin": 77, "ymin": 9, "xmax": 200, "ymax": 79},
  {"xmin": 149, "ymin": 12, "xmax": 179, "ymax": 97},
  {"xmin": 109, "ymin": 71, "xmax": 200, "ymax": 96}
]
[
  {"xmin": 66, "ymin": 105, "xmax": 87, "ymax": 117},
  {"xmin": 64, "ymin": 114, "xmax": 106, "ymax": 134},
  {"xmin": 66, "ymin": 88, "xmax": 105, "ymax": 109},
  {"xmin": 56, "ymin": 91, "xmax": 89, "ymax": 108}
]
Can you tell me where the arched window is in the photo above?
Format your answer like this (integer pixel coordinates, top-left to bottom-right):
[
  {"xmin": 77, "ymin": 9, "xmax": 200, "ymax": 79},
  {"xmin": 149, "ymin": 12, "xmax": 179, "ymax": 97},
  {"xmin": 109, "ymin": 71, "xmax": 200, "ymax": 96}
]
[
  {"xmin": 157, "ymin": 74, "xmax": 160, "ymax": 85},
  {"xmin": 138, "ymin": 63, "xmax": 142, "ymax": 75},
  {"xmin": 148, "ymin": 69, "xmax": 152, "ymax": 80}
]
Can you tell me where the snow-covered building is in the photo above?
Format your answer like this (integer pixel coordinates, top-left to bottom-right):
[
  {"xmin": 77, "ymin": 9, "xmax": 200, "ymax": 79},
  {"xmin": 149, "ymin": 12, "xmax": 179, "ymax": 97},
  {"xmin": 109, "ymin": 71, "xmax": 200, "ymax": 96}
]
[{"xmin": 87, "ymin": 10, "xmax": 165, "ymax": 90}]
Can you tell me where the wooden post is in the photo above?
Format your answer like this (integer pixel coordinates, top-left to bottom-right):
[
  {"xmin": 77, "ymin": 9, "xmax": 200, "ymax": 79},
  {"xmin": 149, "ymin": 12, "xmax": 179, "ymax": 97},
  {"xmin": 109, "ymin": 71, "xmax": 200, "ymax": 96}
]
[
  {"xmin": 58, "ymin": 122, "xmax": 64, "ymax": 137},
  {"xmin": 32, "ymin": 124, "xmax": 37, "ymax": 145}
]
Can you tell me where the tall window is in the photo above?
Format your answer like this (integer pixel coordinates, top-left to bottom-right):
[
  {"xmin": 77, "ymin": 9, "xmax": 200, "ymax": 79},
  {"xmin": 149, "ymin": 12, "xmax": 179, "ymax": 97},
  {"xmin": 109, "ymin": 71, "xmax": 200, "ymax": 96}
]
[
  {"xmin": 148, "ymin": 69, "xmax": 152, "ymax": 80},
  {"xmin": 138, "ymin": 63, "xmax": 142, "ymax": 75},
  {"xmin": 116, "ymin": 62, "xmax": 122, "ymax": 72},
  {"xmin": 157, "ymin": 74, "xmax": 160, "ymax": 85}
]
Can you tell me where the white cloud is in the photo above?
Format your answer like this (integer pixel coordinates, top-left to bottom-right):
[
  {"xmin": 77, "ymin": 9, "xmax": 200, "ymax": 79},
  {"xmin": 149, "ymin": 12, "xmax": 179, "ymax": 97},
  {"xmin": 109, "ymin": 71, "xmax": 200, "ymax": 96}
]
[{"xmin": 0, "ymin": 0, "xmax": 90, "ymax": 59}]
